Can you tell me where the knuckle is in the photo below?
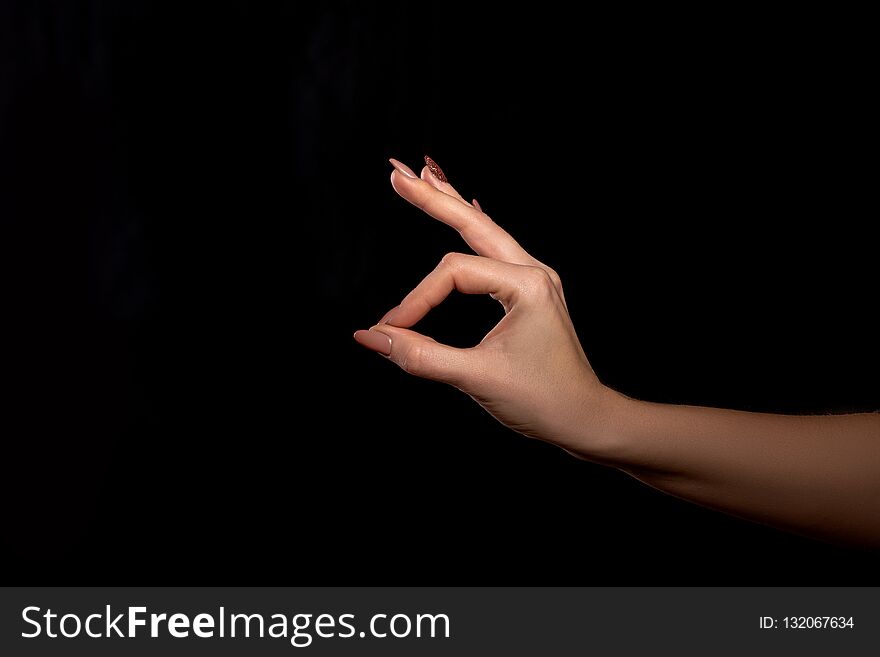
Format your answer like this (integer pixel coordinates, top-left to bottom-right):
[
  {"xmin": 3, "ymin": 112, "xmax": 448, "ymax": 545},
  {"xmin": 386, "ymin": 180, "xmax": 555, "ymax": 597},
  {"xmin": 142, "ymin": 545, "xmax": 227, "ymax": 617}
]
[
  {"xmin": 527, "ymin": 265, "xmax": 553, "ymax": 285},
  {"xmin": 460, "ymin": 226, "xmax": 492, "ymax": 254},
  {"xmin": 521, "ymin": 266, "xmax": 556, "ymax": 298},
  {"xmin": 440, "ymin": 252, "xmax": 465, "ymax": 269},
  {"xmin": 399, "ymin": 342, "xmax": 426, "ymax": 376},
  {"xmin": 411, "ymin": 185, "xmax": 431, "ymax": 210},
  {"xmin": 546, "ymin": 267, "xmax": 562, "ymax": 288}
]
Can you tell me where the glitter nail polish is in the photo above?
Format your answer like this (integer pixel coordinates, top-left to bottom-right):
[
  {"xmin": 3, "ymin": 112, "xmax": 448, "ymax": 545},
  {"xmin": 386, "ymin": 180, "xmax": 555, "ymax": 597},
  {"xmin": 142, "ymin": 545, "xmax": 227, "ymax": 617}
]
[{"xmin": 424, "ymin": 155, "xmax": 447, "ymax": 183}]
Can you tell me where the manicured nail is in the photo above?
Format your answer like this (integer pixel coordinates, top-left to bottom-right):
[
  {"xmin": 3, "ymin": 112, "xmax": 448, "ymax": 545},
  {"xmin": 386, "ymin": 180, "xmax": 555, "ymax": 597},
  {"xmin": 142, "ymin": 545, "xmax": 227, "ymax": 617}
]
[
  {"xmin": 378, "ymin": 305, "xmax": 401, "ymax": 325},
  {"xmin": 353, "ymin": 329, "xmax": 392, "ymax": 356},
  {"xmin": 424, "ymin": 155, "xmax": 447, "ymax": 183},
  {"xmin": 472, "ymin": 198, "xmax": 482, "ymax": 212},
  {"xmin": 389, "ymin": 158, "xmax": 417, "ymax": 179}
]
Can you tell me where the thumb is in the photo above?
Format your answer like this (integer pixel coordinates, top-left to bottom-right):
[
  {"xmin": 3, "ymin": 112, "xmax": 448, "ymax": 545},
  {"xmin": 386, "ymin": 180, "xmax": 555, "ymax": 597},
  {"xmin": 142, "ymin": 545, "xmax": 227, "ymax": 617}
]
[{"xmin": 354, "ymin": 326, "xmax": 473, "ymax": 386}]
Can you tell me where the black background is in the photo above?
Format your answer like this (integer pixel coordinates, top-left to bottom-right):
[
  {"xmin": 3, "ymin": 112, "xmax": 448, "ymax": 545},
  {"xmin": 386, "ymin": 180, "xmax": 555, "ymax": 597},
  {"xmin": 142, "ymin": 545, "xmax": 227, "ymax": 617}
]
[{"xmin": 2, "ymin": 2, "xmax": 876, "ymax": 581}]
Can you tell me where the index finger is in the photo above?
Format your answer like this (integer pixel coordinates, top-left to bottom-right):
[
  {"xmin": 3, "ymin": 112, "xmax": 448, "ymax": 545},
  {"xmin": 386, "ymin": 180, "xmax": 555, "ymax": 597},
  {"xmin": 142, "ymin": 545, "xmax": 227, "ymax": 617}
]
[{"xmin": 383, "ymin": 252, "xmax": 529, "ymax": 328}]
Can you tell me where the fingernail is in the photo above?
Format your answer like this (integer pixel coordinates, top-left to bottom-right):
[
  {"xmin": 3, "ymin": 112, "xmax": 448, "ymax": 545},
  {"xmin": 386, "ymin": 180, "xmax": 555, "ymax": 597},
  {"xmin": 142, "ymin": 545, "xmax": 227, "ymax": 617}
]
[
  {"xmin": 378, "ymin": 305, "xmax": 401, "ymax": 325},
  {"xmin": 353, "ymin": 329, "xmax": 392, "ymax": 356},
  {"xmin": 472, "ymin": 198, "xmax": 482, "ymax": 212},
  {"xmin": 424, "ymin": 155, "xmax": 448, "ymax": 183},
  {"xmin": 389, "ymin": 158, "xmax": 417, "ymax": 179}
]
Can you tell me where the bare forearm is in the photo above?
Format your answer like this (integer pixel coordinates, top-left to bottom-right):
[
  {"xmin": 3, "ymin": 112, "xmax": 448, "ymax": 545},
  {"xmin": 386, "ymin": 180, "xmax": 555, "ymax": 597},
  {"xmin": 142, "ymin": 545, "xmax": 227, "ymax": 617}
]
[{"xmin": 602, "ymin": 394, "xmax": 880, "ymax": 548}]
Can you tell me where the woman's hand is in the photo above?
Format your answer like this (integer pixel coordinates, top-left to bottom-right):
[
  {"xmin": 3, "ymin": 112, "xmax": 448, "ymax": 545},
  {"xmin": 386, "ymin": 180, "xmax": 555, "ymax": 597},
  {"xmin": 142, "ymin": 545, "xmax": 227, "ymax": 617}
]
[
  {"xmin": 355, "ymin": 156, "xmax": 880, "ymax": 548},
  {"xmin": 354, "ymin": 157, "xmax": 624, "ymax": 463}
]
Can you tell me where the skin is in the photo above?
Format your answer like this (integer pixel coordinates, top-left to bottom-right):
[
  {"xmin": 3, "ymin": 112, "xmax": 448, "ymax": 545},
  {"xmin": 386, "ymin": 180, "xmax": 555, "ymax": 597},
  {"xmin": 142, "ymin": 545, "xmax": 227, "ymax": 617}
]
[{"xmin": 354, "ymin": 158, "xmax": 880, "ymax": 550}]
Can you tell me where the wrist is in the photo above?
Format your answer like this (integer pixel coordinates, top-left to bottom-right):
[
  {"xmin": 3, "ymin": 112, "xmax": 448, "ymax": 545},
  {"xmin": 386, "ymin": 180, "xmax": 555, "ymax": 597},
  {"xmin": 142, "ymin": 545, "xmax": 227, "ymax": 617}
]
[{"xmin": 577, "ymin": 385, "xmax": 646, "ymax": 468}]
